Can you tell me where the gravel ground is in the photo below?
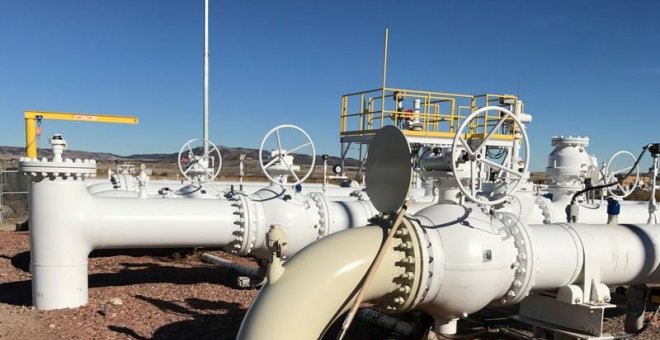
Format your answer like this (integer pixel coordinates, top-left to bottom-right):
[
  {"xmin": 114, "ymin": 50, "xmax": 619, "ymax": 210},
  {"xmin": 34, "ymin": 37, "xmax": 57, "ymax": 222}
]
[
  {"xmin": 0, "ymin": 232, "xmax": 393, "ymax": 340},
  {"xmin": 1, "ymin": 231, "xmax": 660, "ymax": 340},
  {"xmin": 0, "ymin": 232, "xmax": 260, "ymax": 340}
]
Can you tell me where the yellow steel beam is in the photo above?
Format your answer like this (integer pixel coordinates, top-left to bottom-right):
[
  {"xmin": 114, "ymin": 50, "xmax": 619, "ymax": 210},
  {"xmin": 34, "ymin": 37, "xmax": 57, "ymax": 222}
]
[
  {"xmin": 24, "ymin": 111, "xmax": 139, "ymax": 158},
  {"xmin": 25, "ymin": 111, "xmax": 138, "ymax": 124}
]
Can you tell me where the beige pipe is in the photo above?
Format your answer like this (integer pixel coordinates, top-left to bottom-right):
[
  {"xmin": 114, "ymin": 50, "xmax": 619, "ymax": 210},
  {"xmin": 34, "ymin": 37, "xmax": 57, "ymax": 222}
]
[{"xmin": 237, "ymin": 226, "xmax": 404, "ymax": 340}]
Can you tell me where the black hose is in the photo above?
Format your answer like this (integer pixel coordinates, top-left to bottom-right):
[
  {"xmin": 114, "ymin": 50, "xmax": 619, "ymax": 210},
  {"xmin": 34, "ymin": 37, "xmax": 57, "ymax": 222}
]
[{"xmin": 569, "ymin": 144, "xmax": 650, "ymax": 205}]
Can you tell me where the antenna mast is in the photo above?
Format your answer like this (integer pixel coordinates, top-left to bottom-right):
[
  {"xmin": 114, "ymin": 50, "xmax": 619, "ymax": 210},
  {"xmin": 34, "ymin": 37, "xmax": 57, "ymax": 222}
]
[
  {"xmin": 380, "ymin": 28, "xmax": 389, "ymax": 119},
  {"xmin": 203, "ymin": 0, "xmax": 210, "ymax": 156}
]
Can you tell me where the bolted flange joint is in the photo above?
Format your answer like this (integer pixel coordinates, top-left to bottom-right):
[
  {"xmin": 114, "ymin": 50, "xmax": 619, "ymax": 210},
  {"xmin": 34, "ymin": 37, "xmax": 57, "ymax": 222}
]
[
  {"xmin": 226, "ymin": 195, "xmax": 260, "ymax": 255},
  {"xmin": 375, "ymin": 217, "xmax": 429, "ymax": 314},
  {"xmin": 19, "ymin": 157, "xmax": 96, "ymax": 181},
  {"xmin": 493, "ymin": 212, "xmax": 536, "ymax": 305},
  {"xmin": 309, "ymin": 192, "xmax": 331, "ymax": 238}
]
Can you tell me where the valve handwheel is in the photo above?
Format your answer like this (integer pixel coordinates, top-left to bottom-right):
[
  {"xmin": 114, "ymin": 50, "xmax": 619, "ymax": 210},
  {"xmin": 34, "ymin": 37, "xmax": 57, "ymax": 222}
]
[
  {"xmin": 605, "ymin": 150, "xmax": 639, "ymax": 199},
  {"xmin": 259, "ymin": 124, "xmax": 316, "ymax": 186},
  {"xmin": 177, "ymin": 139, "xmax": 223, "ymax": 182},
  {"xmin": 450, "ymin": 106, "xmax": 530, "ymax": 205}
]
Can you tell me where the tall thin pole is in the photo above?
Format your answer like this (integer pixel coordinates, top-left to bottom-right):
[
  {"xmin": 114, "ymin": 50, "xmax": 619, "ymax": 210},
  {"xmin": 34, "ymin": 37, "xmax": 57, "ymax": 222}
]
[
  {"xmin": 649, "ymin": 156, "xmax": 658, "ymax": 224},
  {"xmin": 380, "ymin": 28, "xmax": 389, "ymax": 127},
  {"xmin": 203, "ymin": 0, "xmax": 210, "ymax": 156}
]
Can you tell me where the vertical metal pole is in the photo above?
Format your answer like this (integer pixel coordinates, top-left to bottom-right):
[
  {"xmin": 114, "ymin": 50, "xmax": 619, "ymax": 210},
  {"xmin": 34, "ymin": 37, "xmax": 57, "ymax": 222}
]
[
  {"xmin": 25, "ymin": 117, "xmax": 37, "ymax": 158},
  {"xmin": 322, "ymin": 158, "xmax": 327, "ymax": 193},
  {"xmin": 380, "ymin": 28, "xmax": 389, "ymax": 128},
  {"xmin": 649, "ymin": 156, "xmax": 658, "ymax": 224},
  {"xmin": 203, "ymin": 0, "xmax": 210, "ymax": 157}
]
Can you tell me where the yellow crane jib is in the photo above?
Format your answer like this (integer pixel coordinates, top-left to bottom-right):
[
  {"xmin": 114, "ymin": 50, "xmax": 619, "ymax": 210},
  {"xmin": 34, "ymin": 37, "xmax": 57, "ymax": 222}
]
[{"xmin": 24, "ymin": 111, "xmax": 139, "ymax": 158}]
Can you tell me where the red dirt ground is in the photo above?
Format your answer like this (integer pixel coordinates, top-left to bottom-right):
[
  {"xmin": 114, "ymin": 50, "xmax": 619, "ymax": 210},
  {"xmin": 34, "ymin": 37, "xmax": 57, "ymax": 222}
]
[{"xmin": 1, "ymin": 231, "xmax": 659, "ymax": 340}]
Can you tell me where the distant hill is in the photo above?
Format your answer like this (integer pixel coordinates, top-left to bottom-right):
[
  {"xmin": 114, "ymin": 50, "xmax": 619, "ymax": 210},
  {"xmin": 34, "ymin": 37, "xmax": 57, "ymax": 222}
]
[
  {"xmin": 0, "ymin": 145, "xmax": 359, "ymax": 167},
  {"xmin": 0, "ymin": 146, "xmax": 124, "ymax": 161}
]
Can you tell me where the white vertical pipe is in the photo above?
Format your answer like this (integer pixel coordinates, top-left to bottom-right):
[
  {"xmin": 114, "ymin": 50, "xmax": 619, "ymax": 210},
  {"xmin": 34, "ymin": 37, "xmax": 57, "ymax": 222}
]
[
  {"xmin": 203, "ymin": 0, "xmax": 210, "ymax": 157},
  {"xmin": 30, "ymin": 179, "xmax": 91, "ymax": 310}
]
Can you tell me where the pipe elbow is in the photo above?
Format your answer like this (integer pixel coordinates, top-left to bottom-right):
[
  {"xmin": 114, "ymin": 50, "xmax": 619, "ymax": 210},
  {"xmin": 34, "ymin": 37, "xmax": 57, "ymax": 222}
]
[
  {"xmin": 29, "ymin": 179, "xmax": 92, "ymax": 310},
  {"xmin": 237, "ymin": 224, "xmax": 424, "ymax": 340}
]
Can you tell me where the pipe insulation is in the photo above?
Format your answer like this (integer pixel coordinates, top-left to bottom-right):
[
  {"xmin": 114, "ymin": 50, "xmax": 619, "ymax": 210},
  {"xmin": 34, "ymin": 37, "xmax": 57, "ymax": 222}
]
[{"xmin": 237, "ymin": 202, "xmax": 660, "ymax": 339}]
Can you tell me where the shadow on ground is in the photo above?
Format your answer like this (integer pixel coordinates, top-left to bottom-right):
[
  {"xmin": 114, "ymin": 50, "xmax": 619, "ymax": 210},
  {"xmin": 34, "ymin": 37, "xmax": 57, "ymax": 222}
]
[
  {"xmin": 109, "ymin": 296, "xmax": 246, "ymax": 340},
  {"xmin": 3, "ymin": 248, "xmax": 225, "ymax": 274},
  {"xmin": 0, "ymin": 252, "xmax": 248, "ymax": 307},
  {"xmin": 110, "ymin": 294, "xmax": 404, "ymax": 340},
  {"xmin": 89, "ymin": 263, "xmax": 245, "ymax": 289}
]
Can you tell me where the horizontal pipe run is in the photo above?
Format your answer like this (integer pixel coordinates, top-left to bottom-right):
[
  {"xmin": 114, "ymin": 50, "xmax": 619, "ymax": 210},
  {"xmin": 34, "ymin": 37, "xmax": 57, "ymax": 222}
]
[
  {"xmin": 84, "ymin": 197, "xmax": 236, "ymax": 249},
  {"xmin": 28, "ymin": 177, "xmax": 388, "ymax": 310},
  {"xmin": 200, "ymin": 253, "xmax": 259, "ymax": 277}
]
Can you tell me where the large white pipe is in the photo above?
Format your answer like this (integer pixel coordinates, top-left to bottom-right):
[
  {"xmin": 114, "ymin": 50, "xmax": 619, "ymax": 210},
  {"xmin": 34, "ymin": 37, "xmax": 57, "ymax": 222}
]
[
  {"xmin": 530, "ymin": 223, "xmax": 660, "ymax": 289},
  {"xmin": 29, "ymin": 178, "xmax": 237, "ymax": 310},
  {"xmin": 414, "ymin": 204, "xmax": 660, "ymax": 320},
  {"xmin": 87, "ymin": 177, "xmax": 374, "ymax": 199},
  {"xmin": 501, "ymin": 193, "xmax": 652, "ymax": 225},
  {"xmin": 25, "ymin": 170, "xmax": 392, "ymax": 310},
  {"xmin": 237, "ymin": 202, "xmax": 660, "ymax": 339},
  {"xmin": 238, "ymin": 227, "xmax": 405, "ymax": 339}
]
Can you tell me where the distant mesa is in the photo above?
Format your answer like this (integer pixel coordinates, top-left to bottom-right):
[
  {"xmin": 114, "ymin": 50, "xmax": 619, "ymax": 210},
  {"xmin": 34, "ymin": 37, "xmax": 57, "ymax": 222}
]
[{"xmin": 0, "ymin": 145, "xmax": 358, "ymax": 166}]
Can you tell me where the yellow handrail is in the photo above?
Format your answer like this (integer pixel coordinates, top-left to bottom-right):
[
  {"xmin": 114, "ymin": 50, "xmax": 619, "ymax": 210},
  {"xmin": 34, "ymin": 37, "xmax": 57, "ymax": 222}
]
[{"xmin": 340, "ymin": 87, "xmax": 517, "ymax": 142}]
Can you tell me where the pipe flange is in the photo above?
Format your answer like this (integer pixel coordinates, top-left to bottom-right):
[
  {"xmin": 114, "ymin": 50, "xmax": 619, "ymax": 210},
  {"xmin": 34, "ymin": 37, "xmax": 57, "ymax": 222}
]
[
  {"xmin": 493, "ymin": 212, "xmax": 535, "ymax": 305},
  {"xmin": 408, "ymin": 218, "xmax": 434, "ymax": 308},
  {"xmin": 227, "ymin": 196, "xmax": 246, "ymax": 254},
  {"xmin": 535, "ymin": 195, "xmax": 553, "ymax": 224},
  {"xmin": 377, "ymin": 218, "xmax": 427, "ymax": 314},
  {"xmin": 243, "ymin": 198, "xmax": 259, "ymax": 254},
  {"xmin": 19, "ymin": 157, "xmax": 96, "ymax": 180},
  {"xmin": 227, "ymin": 195, "xmax": 259, "ymax": 255},
  {"xmin": 309, "ymin": 192, "xmax": 331, "ymax": 237},
  {"xmin": 551, "ymin": 135, "xmax": 589, "ymax": 147}
]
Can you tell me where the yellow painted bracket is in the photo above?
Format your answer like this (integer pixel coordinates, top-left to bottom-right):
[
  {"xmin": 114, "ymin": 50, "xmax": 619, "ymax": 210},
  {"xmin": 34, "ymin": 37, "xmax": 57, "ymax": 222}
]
[{"xmin": 24, "ymin": 111, "xmax": 139, "ymax": 158}]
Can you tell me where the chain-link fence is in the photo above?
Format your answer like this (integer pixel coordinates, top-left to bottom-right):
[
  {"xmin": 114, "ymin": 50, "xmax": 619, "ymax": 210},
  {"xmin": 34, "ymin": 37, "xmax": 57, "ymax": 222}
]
[{"xmin": 1, "ymin": 160, "xmax": 29, "ymax": 224}]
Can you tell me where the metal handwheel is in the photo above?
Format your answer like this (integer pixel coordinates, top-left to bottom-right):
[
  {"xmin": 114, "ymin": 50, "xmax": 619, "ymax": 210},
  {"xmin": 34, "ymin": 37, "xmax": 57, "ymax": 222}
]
[
  {"xmin": 605, "ymin": 150, "xmax": 639, "ymax": 199},
  {"xmin": 178, "ymin": 138, "xmax": 222, "ymax": 182},
  {"xmin": 450, "ymin": 106, "xmax": 530, "ymax": 205},
  {"xmin": 259, "ymin": 124, "xmax": 316, "ymax": 186}
]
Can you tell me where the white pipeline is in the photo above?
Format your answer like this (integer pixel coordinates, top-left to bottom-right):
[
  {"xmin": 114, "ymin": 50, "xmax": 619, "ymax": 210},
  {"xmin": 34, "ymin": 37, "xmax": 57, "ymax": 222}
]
[
  {"xmin": 26, "ymin": 174, "xmax": 384, "ymax": 310},
  {"xmin": 237, "ymin": 202, "xmax": 660, "ymax": 339}
]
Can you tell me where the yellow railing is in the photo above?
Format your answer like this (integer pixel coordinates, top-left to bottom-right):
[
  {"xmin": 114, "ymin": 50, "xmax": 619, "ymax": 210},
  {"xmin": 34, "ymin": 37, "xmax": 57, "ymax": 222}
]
[{"xmin": 340, "ymin": 88, "xmax": 519, "ymax": 141}]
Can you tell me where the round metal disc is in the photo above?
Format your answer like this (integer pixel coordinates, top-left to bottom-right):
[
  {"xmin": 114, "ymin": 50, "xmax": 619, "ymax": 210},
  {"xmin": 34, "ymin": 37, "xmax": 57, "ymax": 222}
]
[{"xmin": 366, "ymin": 126, "xmax": 412, "ymax": 213}]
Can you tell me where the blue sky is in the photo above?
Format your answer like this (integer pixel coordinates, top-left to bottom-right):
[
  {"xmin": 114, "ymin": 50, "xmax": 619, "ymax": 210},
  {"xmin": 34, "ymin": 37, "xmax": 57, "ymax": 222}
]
[{"xmin": 0, "ymin": 0, "xmax": 658, "ymax": 170}]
